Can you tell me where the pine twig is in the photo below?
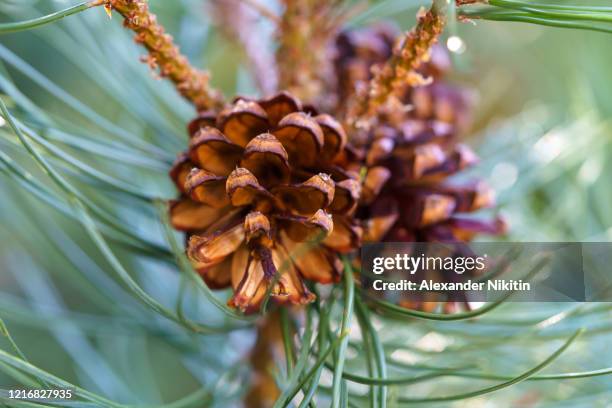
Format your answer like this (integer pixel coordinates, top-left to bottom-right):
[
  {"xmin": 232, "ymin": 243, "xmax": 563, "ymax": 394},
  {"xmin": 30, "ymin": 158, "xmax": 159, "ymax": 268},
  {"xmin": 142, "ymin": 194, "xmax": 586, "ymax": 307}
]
[
  {"xmin": 97, "ymin": 0, "xmax": 224, "ymax": 111},
  {"xmin": 347, "ymin": 0, "xmax": 447, "ymax": 129},
  {"xmin": 276, "ymin": 0, "xmax": 346, "ymax": 105}
]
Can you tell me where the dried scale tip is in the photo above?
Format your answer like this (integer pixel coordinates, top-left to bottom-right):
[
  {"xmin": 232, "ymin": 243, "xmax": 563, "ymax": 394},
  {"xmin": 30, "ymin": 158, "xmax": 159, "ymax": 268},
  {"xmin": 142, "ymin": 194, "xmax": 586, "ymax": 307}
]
[
  {"xmin": 275, "ymin": 0, "xmax": 347, "ymax": 109},
  {"xmin": 334, "ymin": 24, "xmax": 506, "ymax": 313},
  {"xmin": 102, "ymin": 0, "xmax": 223, "ymax": 111},
  {"xmin": 169, "ymin": 92, "xmax": 362, "ymax": 313},
  {"xmin": 347, "ymin": 2, "xmax": 446, "ymax": 129}
]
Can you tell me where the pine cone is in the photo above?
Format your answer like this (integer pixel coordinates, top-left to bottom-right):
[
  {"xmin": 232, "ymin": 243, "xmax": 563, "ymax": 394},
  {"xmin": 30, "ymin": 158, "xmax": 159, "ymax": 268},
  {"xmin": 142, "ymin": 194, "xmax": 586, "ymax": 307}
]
[
  {"xmin": 335, "ymin": 26, "xmax": 503, "ymax": 243},
  {"xmin": 335, "ymin": 26, "xmax": 506, "ymax": 312},
  {"xmin": 169, "ymin": 92, "xmax": 362, "ymax": 313}
]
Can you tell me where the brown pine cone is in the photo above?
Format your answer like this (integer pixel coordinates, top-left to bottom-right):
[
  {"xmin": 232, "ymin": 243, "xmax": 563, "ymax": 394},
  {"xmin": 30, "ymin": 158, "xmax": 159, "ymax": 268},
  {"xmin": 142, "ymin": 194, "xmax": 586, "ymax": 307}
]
[
  {"xmin": 169, "ymin": 92, "xmax": 362, "ymax": 313},
  {"xmin": 334, "ymin": 25, "xmax": 503, "ymax": 244},
  {"xmin": 334, "ymin": 26, "xmax": 506, "ymax": 312}
]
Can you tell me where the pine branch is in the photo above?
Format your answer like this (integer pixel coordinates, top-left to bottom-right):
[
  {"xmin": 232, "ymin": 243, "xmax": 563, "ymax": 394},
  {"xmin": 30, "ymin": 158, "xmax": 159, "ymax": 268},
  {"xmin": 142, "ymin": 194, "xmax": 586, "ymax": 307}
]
[
  {"xmin": 276, "ymin": 0, "xmax": 346, "ymax": 104},
  {"xmin": 347, "ymin": 0, "xmax": 447, "ymax": 129},
  {"xmin": 99, "ymin": 0, "xmax": 224, "ymax": 111}
]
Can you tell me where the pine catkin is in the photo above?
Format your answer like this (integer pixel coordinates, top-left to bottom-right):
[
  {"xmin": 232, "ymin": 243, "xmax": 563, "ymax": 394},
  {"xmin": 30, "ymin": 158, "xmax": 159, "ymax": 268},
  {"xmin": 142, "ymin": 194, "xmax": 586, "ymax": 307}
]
[
  {"xmin": 348, "ymin": 2, "xmax": 446, "ymax": 129},
  {"xmin": 102, "ymin": 0, "xmax": 224, "ymax": 111}
]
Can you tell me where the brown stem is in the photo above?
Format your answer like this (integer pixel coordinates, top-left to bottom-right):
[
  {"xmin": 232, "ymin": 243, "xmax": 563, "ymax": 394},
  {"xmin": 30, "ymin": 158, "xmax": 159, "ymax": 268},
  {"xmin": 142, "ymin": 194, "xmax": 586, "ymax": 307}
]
[
  {"xmin": 101, "ymin": 0, "xmax": 224, "ymax": 111},
  {"xmin": 245, "ymin": 311, "xmax": 283, "ymax": 408},
  {"xmin": 276, "ymin": 0, "xmax": 346, "ymax": 106},
  {"xmin": 347, "ymin": 0, "xmax": 446, "ymax": 129}
]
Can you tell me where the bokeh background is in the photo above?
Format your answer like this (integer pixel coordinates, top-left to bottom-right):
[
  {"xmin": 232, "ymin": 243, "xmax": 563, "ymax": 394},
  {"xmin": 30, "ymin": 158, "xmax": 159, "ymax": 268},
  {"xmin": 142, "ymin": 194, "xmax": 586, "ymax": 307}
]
[{"xmin": 0, "ymin": 0, "xmax": 611, "ymax": 406}]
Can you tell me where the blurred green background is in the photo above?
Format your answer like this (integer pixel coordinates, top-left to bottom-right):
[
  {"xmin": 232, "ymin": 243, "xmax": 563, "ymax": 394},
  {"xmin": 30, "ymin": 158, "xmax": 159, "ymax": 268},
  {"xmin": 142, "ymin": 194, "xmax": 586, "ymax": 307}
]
[{"xmin": 0, "ymin": 0, "xmax": 611, "ymax": 407}]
